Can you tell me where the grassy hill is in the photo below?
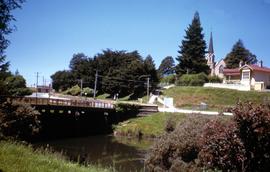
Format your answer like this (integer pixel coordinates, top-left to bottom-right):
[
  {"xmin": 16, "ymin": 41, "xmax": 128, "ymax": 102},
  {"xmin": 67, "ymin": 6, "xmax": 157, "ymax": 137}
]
[{"xmin": 162, "ymin": 86, "xmax": 270, "ymax": 110}]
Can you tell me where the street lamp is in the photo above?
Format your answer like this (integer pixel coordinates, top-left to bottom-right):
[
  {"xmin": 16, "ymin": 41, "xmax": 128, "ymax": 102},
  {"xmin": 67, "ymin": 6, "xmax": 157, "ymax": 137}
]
[{"xmin": 138, "ymin": 75, "xmax": 150, "ymax": 103}]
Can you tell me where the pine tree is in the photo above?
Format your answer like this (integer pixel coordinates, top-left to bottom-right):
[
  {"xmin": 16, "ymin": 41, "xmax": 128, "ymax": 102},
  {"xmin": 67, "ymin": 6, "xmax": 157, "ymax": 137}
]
[
  {"xmin": 224, "ymin": 40, "xmax": 257, "ymax": 69},
  {"xmin": 176, "ymin": 11, "xmax": 209, "ymax": 75},
  {"xmin": 158, "ymin": 56, "xmax": 175, "ymax": 76}
]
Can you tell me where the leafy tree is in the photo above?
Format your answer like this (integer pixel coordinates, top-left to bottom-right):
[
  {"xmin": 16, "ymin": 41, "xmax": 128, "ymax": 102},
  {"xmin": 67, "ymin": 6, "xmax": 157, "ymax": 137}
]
[
  {"xmin": 51, "ymin": 70, "xmax": 75, "ymax": 91},
  {"xmin": 0, "ymin": 101, "xmax": 40, "ymax": 140},
  {"xmin": 158, "ymin": 56, "xmax": 175, "ymax": 76},
  {"xmin": 176, "ymin": 11, "xmax": 209, "ymax": 75},
  {"xmin": 144, "ymin": 55, "xmax": 159, "ymax": 90},
  {"xmin": 224, "ymin": 40, "xmax": 257, "ymax": 69},
  {"xmin": 0, "ymin": 0, "xmax": 24, "ymax": 95},
  {"xmin": 5, "ymin": 74, "xmax": 32, "ymax": 96}
]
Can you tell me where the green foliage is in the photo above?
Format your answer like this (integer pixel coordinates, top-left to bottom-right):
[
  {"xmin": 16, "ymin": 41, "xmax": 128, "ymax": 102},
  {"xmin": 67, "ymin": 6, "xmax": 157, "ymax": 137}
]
[
  {"xmin": 176, "ymin": 11, "xmax": 209, "ymax": 75},
  {"xmin": 146, "ymin": 115, "xmax": 214, "ymax": 171},
  {"xmin": 82, "ymin": 87, "xmax": 93, "ymax": 97},
  {"xmin": 158, "ymin": 56, "xmax": 175, "ymax": 76},
  {"xmin": 176, "ymin": 73, "xmax": 208, "ymax": 86},
  {"xmin": 5, "ymin": 75, "xmax": 32, "ymax": 96},
  {"xmin": 63, "ymin": 85, "xmax": 81, "ymax": 96},
  {"xmin": 51, "ymin": 49, "xmax": 159, "ymax": 98},
  {"xmin": 224, "ymin": 39, "xmax": 257, "ymax": 69},
  {"xmin": 0, "ymin": 0, "xmax": 24, "ymax": 57},
  {"xmin": 160, "ymin": 74, "xmax": 176, "ymax": 84},
  {"xmin": 0, "ymin": 101, "xmax": 41, "ymax": 140},
  {"xmin": 199, "ymin": 103, "xmax": 270, "ymax": 171},
  {"xmin": 0, "ymin": 141, "xmax": 111, "ymax": 172},
  {"xmin": 207, "ymin": 75, "xmax": 222, "ymax": 83},
  {"xmin": 51, "ymin": 70, "xmax": 75, "ymax": 91}
]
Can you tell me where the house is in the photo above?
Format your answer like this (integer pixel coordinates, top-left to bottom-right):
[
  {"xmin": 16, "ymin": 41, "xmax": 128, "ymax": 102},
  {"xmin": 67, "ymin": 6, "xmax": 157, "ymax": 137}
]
[
  {"xmin": 221, "ymin": 62, "xmax": 270, "ymax": 90},
  {"xmin": 37, "ymin": 85, "xmax": 51, "ymax": 93}
]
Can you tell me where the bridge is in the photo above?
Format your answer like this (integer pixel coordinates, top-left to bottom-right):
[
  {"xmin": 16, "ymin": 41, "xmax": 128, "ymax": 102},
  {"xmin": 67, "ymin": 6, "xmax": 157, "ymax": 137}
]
[{"xmin": 4, "ymin": 96, "xmax": 158, "ymax": 138}]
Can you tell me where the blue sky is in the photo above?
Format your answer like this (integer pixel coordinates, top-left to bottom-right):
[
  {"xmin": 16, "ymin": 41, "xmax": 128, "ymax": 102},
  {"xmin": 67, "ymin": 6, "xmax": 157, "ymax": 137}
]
[{"xmin": 6, "ymin": 0, "xmax": 270, "ymax": 86}]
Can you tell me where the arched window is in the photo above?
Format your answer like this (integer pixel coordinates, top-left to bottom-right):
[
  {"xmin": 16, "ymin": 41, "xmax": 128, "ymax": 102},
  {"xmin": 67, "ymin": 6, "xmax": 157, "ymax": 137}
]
[{"xmin": 219, "ymin": 65, "xmax": 224, "ymax": 74}]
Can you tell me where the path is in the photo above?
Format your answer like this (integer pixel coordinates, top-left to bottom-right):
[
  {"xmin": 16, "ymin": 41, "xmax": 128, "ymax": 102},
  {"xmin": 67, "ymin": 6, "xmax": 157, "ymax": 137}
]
[{"xmin": 148, "ymin": 95, "xmax": 233, "ymax": 116}]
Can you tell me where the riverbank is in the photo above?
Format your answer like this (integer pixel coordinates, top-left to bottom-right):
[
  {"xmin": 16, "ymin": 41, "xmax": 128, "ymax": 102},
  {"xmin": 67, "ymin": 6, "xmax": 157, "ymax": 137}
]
[
  {"xmin": 113, "ymin": 112, "xmax": 187, "ymax": 138},
  {"xmin": 0, "ymin": 141, "xmax": 111, "ymax": 172}
]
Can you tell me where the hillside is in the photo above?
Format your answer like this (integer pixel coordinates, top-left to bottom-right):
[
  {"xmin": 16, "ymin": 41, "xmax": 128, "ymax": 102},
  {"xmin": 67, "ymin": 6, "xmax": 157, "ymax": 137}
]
[{"xmin": 162, "ymin": 86, "xmax": 270, "ymax": 110}]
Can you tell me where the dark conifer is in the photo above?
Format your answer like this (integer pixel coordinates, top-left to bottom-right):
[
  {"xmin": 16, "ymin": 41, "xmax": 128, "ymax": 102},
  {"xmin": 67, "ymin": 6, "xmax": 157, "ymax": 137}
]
[
  {"xmin": 224, "ymin": 40, "xmax": 257, "ymax": 69},
  {"xmin": 176, "ymin": 12, "xmax": 209, "ymax": 75}
]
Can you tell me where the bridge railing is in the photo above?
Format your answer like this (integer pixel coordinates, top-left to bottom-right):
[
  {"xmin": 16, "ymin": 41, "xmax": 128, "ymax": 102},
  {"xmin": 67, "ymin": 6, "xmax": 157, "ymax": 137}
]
[{"xmin": 6, "ymin": 97, "xmax": 114, "ymax": 109}]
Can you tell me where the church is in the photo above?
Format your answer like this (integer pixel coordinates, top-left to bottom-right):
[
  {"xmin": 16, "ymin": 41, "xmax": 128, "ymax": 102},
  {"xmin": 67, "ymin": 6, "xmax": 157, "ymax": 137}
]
[
  {"xmin": 205, "ymin": 33, "xmax": 270, "ymax": 91},
  {"xmin": 205, "ymin": 32, "xmax": 226, "ymax": 78}
]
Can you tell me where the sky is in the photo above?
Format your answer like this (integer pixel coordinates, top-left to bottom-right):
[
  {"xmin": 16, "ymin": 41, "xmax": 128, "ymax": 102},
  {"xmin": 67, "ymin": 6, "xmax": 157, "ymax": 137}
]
[{"xmin": 5, "ymin": 0, "xmax": 270, "ymax": 86}]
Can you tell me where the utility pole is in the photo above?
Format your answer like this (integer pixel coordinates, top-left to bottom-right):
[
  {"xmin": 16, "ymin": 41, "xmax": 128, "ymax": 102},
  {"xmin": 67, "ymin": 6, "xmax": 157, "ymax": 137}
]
[
  {"xmin": 80, "ymin": 79, "xmax": 83, "ymax": 97},
  {"xmin": 93, "ymin": 70, "xmax": 98, "ymax": 99},
  {"xmin": 36, "ymin": 72, "xmax": 39, "ymax": 104},
  {"xmin": 147, "ymin": 77, "xmax": 150, "ymax": 102}
]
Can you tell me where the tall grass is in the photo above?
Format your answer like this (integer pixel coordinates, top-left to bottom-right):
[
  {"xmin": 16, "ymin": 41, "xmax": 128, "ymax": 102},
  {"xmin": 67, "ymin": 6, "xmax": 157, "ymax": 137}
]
[{"xmin": 0, "ymin": 141, "xmax": 111, "ymax": 172}]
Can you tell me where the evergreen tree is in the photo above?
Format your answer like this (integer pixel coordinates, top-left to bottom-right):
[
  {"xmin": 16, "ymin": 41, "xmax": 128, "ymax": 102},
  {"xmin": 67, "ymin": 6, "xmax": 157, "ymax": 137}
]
[
  {"xmin": 176, "ymin": 11, "xmax": 209, "ymax": 75},
  {"xmin": 158, "ymin": 56, "xmax": 175, "ymax": 76},
  {"xmin": 224, "ymin": 40, "xmax": 257, "ymax": 69},
  {"xmin": 144, "ymin": 55, "xmax": 159, "ymax": 90}
]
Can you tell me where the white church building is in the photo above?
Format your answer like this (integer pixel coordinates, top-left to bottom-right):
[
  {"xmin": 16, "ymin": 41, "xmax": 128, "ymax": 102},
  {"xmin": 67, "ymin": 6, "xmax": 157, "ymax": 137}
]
[{"xmin": 205, "ymin": 33, "xmax": 270, "ymax": 91}]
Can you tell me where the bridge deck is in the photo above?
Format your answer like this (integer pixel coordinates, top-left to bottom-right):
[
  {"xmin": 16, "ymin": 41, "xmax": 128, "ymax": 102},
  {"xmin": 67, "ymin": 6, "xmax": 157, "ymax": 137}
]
[{"xmin": 7, "ymin": 97, "xmax": 114, "ymax": 109}]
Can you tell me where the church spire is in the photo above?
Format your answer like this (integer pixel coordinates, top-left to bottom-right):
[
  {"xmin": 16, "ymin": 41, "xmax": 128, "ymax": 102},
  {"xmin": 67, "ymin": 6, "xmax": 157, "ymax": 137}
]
[{"xmin": 208, "ymin": 32, "xmax": 214, "ymax": 54}]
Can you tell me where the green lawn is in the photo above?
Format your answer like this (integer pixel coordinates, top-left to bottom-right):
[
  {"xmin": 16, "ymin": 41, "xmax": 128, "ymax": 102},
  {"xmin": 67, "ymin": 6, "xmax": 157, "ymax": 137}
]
[
  {"xmin": 114, "ymin": 112, "xmax": 187, "ymax": 138},
  {"xmin": 0, "ymin": 141, "xmax": 111, "ymax": 172},
  {"xmin": 162, "ymin": 86, "xmax": 270, "ymax": 110}
]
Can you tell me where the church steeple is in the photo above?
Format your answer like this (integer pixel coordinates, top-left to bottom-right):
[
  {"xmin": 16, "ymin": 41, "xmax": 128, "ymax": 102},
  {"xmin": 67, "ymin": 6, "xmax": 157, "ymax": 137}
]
[
  {"xmin": 208, "ymin": 32, "xmax": 214, "ymax": 54},
  {"xmin": 206, "ymin": 32, "xmax": 215, "ymax": 76}
]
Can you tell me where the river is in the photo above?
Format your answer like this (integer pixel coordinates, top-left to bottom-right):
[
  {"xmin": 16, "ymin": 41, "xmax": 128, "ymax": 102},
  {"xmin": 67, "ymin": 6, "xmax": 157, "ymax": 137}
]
[{"xmin": 35, "ymin": 135, "xmax": 154, "ymax": 172}]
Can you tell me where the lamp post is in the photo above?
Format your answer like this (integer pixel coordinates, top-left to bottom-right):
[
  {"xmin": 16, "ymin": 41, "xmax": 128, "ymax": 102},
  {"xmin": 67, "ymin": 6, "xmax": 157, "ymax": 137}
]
[{"xmin": 138, "ymin": 75, "xmax": 150, "ymax": 103}]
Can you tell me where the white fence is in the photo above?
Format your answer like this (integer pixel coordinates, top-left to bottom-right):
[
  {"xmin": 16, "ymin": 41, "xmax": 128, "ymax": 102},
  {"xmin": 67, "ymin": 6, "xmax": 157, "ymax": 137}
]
[{"xmin": 204, "ymin": 83, "xmax": 250, "ymax": 91}]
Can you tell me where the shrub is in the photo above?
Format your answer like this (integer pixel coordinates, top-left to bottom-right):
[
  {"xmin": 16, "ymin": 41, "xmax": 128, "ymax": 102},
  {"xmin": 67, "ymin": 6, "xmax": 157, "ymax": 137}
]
[
  {"xmin": 207, "ymin": 76, "xmax": 222, "ymax": 83},
  {"xmin": 145, "ymin": 115, "xmax": 213, "ymax": 171},
  {"xmin": 198, "ymin": 120, "xmax": 246, "ymax": 171},
  {"xmin": 176, "ymin": 73, "xmax": 208, "ymax": 86},
  {"xmin": 63, "ymin": 85, "xmax": 81, "ymax": 96},
  {"xmin": 82, "ymin": 87, "xmax": 94, "ymax": 97},
  {"xmin": 199, "ymin": 103, "xmax": 270, "ymax": 172},
  {"xmin": 160, "ymin": 74, "xmax": 176, "ymax": 85},
  {"xmin": 0, "ymin": 101, "xmax": 41, "ymax": 140}
]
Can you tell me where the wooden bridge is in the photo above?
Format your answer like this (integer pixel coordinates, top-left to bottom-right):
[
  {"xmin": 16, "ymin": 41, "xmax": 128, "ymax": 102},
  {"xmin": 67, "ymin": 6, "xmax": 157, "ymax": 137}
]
[
  {"xmin": 5, "ymin": 96, "xmax": 158, "ymax": 114},
  {"xmin": 7, "ymin": 97, "xmax": 114, "ymax": 110}
]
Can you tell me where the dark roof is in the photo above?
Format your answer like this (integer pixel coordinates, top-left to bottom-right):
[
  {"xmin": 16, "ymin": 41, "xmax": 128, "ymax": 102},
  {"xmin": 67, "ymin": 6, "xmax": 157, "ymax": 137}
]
[
  {"xmin": 223, "ymin": 68, "xmax": 240, "ymax": 76},
  {"xmin": 241, "ymin": 64, "xmax": 270, "ymax": 73},
  {"xmin": 208, "ymin": 32, "xmax": 214, "ymax": 54}
]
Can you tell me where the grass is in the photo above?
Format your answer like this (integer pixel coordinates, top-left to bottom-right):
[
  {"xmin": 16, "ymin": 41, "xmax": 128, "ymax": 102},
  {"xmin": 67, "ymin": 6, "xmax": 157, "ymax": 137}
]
[
  {"xmin": 162, "ymin": 86, "xmax": 270, "ymax": 110},
  {"xmin": 0, "ymin": 141, "xmax": 111, "ymax": 172},
  {"xmin": 113, "ymin": 112, "xmax": 186, "ymax": 138}
]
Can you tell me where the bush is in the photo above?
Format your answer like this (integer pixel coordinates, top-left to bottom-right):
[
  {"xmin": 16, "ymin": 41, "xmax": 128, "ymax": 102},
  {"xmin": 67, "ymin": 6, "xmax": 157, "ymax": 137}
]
[
  {"xmin": 82, "ymin": 87, "xmax": 94, "ymax": 97},
  {"xmin": 160, "ymin": 75, "xmax": 176, "ymax": 85},
  {"xmin": 176, "ymin": 73, "xmax": 208, "ymax": 86},
  {"xmin": 207, "ymin": 76, "xmax": 222, "ymax": 83},
  {"xmin": 199, "ymin": 103, "xmax": 270, "ymax": 171},
  {"xmin": 145, "ymin": 115, "xmax": 213, "ymax": 171},
  {"xmin": 0, "ymin": 101, "xmax": 41, "ymax": 140},
  {"xmin": 63, "ymin": 85, "xmax": 81, "ymax": 96}
]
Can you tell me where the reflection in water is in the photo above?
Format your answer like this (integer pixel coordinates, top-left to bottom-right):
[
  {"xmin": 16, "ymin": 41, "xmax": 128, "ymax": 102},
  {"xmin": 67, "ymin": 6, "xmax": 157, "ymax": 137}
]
[{"xmin": 35, "ymin": 135, "xmax": 154, "ymax": 172}]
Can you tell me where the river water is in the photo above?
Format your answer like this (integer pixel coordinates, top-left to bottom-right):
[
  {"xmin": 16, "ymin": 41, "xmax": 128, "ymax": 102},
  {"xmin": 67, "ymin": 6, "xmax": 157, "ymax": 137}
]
[{"xmin": 35, "ymin": 135, "xmax": 154, "ymax": 172}]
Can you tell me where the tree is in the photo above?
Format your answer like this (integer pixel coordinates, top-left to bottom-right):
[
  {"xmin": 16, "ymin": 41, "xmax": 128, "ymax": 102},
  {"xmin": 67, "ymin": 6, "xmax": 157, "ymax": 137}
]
[
  {"xmin": 144, "ymin": 55, "xmax": 159, "ymax": 90},
  {"xmin": 5, "ymin": 74, "xmax": 32, "ymax": 96},
  {"xmin": 224, "ymin": 40, "xmax": 258, "ymax": 69},
  {"xmin": 176, "ymin": 11, "xmax": 209, "ymax": 75},
  {"xmin": 158, "ymin": 56, "xmax": 175, "ymax": 76},
  {"xmin": 0, "ymin": 0, "xmax": 24, "ymax": 96},
  {"xmin": 51, "ymin": 70, "xmax": 75, "ymax": 91}
]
